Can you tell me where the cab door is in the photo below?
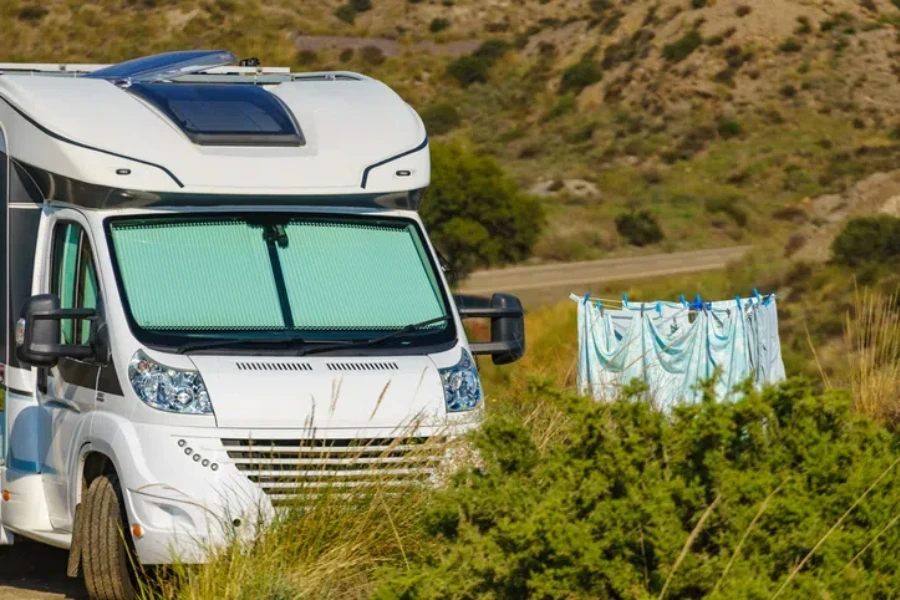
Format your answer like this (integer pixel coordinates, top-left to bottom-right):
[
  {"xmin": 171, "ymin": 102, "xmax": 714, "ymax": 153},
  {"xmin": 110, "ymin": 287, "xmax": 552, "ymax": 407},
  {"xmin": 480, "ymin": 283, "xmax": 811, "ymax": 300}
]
[{"xmin": 38, "ymin": 215, "xmax": 102, "ymax": 531}]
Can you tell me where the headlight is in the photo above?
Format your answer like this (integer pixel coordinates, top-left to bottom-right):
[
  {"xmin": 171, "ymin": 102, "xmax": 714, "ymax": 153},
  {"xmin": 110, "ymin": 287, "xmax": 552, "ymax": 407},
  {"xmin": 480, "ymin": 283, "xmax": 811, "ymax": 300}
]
[
  {"xmin": 439, "ymin": 349, "xmax": 482, "ymax": 412},
  {"xmin": 128, "ymin": 350, "xmax": 212, "ymax": 414}
]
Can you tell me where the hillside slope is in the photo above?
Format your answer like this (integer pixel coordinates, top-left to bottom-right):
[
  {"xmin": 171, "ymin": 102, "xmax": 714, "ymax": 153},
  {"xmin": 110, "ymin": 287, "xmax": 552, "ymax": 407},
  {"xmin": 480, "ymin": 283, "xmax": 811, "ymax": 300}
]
[{"xmin": 2, "ymin": 0, "xmax": 899, "ymax": 262}]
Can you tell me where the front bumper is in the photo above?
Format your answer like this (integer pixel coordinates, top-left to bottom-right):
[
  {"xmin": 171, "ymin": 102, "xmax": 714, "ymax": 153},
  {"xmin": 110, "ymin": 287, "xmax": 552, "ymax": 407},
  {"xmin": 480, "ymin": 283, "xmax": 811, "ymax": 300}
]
[{"xmin": 118, "ymin": 420, "xmax": 478, "ymax": 564}]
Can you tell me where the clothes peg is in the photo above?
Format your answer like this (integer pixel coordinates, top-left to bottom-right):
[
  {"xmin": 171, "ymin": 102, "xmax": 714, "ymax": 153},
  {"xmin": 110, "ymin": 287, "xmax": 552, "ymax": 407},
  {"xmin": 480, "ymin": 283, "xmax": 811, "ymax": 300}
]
[
  {"xmin": 583, "ymin": 292, "xmax": 591, "ymax": 305},
  {"xmin": 657, "ymin": 301, "xmax": 663, "ymax": 316},
  {"xmin": 735, "ymin": 295, "xmax": 742, "ymax": 309},
  {"xmin": 680, "ymin": 294, "xmax": 687, "ymax": 308},
  {"xmin": 763, "ymin": 293, "xmax": 774, "ymax": 307},
  {"xmin": 622, "ymin": 293, "xmax": 629, "ymax": 308},
  {"xmin": 753, "ymin": 288, "xmax": 762, "ymax": 304}
]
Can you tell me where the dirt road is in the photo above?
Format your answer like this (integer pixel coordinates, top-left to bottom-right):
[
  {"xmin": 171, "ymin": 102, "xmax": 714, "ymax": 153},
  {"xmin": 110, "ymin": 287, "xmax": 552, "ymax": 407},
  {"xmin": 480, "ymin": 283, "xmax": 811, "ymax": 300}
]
[{"xmin": 459, "ymin": 246, "xmax": 751, "ymax": 307}]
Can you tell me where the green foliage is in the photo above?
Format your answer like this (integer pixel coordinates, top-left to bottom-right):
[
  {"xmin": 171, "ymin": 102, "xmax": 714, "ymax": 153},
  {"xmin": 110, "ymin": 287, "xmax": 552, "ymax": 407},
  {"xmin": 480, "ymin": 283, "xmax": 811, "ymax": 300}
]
[
  {"xmin": 691, "ymin": 0, "xmax": 707, "ymax": 8},
  {"xmin": 373, "ymin": 380, "xmax": 900, "ymax": 599},
  {"xmin": 545, "ymin": 94, "xmax": 577, "ymax": 120},
  {"xmin": 334, "ymin": 3, "xmax": 356, "ymax": 24},
  {"xmin": 705, "ymin": 197, "xmax": 749, "ymax": 227},
  {"xmin": 349, "ymin": 0, "xmax": 372, "ymax": 11},
  {"xmin": 422, "ymin": 142, "xmax": 545, "ymax": 280},
  {"xmin": 589, "ymin": 0, "xmax": 612, "ymax": 14},
  {"xmin": 360, "ymin": 45, "xmax": 386, "ymax": 66},
  {"xmin": 559, "ymin": 57, "xmax": 603, "ymax": 95},
  {"xmin": 716, "ymin": 119, "xmax": 743, "ymax": 138},
  {"xmin": 419, "ymin": 103, "xmax": 461, "ymax": 136},
  {"xmin": 662, "ymin": 29, "xmax": 703, "ymax": 63},
  {"xmin": 446, "ymin": 41, "xmax": 509, "ymax": 88},
  {"xmin": 831, "ymin": 215, "xmax": 900, "ymax": 268},
  {"xmin": 446, "ymin": 55, "xmax": 490, "ymax": 87},
  {"xmin": 17, "ymin": 5, "xmax": 49, "ymax": 21},
  {"xmin": 429, "ymin": 17, "xmax": 450, "ymax": 33},
  {"xmin": 779, "ymin": 38, "xmax": 803, "ymax": 53},
  {"xmin": 615, "ymin": 210, "xmax": 664, "ymax": 246}
]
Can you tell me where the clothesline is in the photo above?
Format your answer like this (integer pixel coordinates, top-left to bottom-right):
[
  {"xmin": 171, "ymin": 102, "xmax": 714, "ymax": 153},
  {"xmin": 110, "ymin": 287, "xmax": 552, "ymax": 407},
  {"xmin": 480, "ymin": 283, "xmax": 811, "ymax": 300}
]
[{"xmin": 572, "ymin": 289, "xmax": 776, "ymax": 316}]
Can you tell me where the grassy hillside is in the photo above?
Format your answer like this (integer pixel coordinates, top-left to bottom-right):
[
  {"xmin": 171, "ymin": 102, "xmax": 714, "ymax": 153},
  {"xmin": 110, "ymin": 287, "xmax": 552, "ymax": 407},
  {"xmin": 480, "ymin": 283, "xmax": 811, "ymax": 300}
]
[{"xmin": 3, "ymin": 0, "xmax": 899, "ymax": 263}]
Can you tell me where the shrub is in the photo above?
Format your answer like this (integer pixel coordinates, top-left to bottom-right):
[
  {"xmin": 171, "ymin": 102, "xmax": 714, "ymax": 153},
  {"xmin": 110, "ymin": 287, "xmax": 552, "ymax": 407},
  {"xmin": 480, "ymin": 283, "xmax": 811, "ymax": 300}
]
[
  {"xmin": 795, "ymin": 15, "xmax": 812, "ymax": 34},
  {"xmin": 422, "ymin": 142, "xmax": 545, "ymax": 280},
  {"xmin": 831, "ymin": 215, "xmax": 900, "ymax": 268},
  {"xmin": 295, "ymin": 49, "xmax": 318, "ymax": 66},
  {"xmin": 589, "ymin": 0, "xmax": 612, "ymax": 13},
  {"xmin": 17, "ymin": 5, "xmax": 48, "ymax": 21},
  {"xmin": 716, "ymin": 119, "xmax": 743, "ymax": 138},
  {"xmin": 780, "ymin": 83, "xmax": 798, "ymax": 98},
  {"xmin": 429, "ymin": 17, "xmax": 450, "ymax": 33},
  {"xmin": 334, "ymin": 4, "xmax": 356, "ymax": 23},
  {"xmin": 349, "ymin": 0, "xmax": 372, "ymax": 11},
  {"xmin": 779, "ymin": 38, "xmax": 803, "ymax": 53},
  {"xmin": 558, "ymin": 57, "xmax": 603, "ymax": 95},
  {"xmin": 472, "ymin": 39, "xmax": 510, "ymax": 63},
  {"xmin": 338, "ymin": 48, "xmax": 354, "ymax": 62},
  {"xmin": 360, "ymin": 45, "xmax": 385, "ymax": 66},
  {"xmin": 705, "ymin": 197, "xmax": 748, "ymax": 227},
  {"xmin": 419, "ymin": 103, "xmax": 461, "ymax": 135},
  {"xmin": 615, "ymin": 210, "xmax": 664, "ymax": 246},
  {"xmin": 373, "ymin": 380, "xmax": 900, "ymax": 599},
  {"xmin": 691, "ymin": 0, "xmax": 707, "ymax": 7},
  {"xmin": 736, "ymin": 4, "xmax": 752, "ymax": 16},
  {"xmin": 662, "ymin": 29, "xmax": 703, "ymax": 63},
  {"xmin": 446, "ymin": 55, "xmax": 490, "ymax": 87}
]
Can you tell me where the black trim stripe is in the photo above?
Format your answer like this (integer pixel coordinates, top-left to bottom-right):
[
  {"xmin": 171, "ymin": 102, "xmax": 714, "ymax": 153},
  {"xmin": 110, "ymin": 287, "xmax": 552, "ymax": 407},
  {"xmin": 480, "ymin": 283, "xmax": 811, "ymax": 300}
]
[
  {"xmin": 0, "ymin": 94, "xmax": 185, "ymax": 188},
  {"xmin": 5, "ymin": 386, "xmax": 32, "ymax": 397},
  {"xmin": 360, "ymin": 137, "xmax": 428, "ymax": 189}
]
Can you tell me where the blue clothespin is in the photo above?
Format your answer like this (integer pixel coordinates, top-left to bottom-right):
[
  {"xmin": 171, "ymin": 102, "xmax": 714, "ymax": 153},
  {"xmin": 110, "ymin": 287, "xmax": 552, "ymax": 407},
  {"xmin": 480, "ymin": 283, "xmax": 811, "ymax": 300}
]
[
  {"xmin": 657, "ymin": 301, "xmax": 663, "ymax": 316},
  {"xmin": 763, "ymin": 293, "xmax": 774, "ymax": 307},
  {"xmin": 753, "ymin": 288, "xmax": 762, "ymax": 304},
  {"xmin": 706, "ymin": 301, "xmax": 713, "ymax": 311},
  {"xmin": 622, "ymin": 293, "xmax": 629, "ymax": 308},
  {"xmin": 688, "ymin": 294, "xmax": 704, "ymax": 311},
  {"xmin": 680, "ymin": 294, "xmax": 687, "ymax": 308},
  {"xmin": 583, "ymin": 292, "xmax": 591, "ymax": 305},
  {"xmin": 735, "ymin": 295, "xmax": 742, "ymax": 309}
]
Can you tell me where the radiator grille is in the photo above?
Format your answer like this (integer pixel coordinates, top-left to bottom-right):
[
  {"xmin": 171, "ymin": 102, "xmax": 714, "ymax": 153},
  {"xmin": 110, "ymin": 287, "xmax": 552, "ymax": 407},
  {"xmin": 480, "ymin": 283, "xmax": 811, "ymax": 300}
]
[{"xmin": 222, "ymin": 437, "xmax": 446, "ymax": 505}]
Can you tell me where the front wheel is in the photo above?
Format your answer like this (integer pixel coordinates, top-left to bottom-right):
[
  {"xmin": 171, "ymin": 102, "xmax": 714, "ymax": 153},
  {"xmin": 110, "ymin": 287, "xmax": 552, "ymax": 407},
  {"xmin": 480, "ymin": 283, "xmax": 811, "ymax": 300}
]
[{"xmin": 82, "ymin": 473, "xmax": 137, "ymax": 600}]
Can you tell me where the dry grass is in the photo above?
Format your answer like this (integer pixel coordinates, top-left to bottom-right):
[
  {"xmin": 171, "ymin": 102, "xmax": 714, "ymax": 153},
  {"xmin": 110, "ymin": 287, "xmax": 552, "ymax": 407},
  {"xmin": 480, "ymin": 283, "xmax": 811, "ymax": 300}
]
[{"xmin": 842, "ymin": 285, "xmax": 900, "ymax": 424}]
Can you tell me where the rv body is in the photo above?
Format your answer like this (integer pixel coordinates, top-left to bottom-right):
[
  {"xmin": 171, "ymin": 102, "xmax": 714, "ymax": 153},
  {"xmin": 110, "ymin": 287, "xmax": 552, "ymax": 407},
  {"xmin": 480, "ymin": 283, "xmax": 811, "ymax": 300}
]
[{"xmin": 0, "ymin": 53, "xmax": 524, "ymax": 593}]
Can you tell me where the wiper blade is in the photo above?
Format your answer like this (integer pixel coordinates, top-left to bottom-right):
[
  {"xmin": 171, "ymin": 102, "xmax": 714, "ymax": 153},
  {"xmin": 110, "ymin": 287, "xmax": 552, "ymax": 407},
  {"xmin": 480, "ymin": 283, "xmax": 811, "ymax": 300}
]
[
  {"xmin": 177, "ymin": 334, "xmax": 309, "ymax": 354},
  {"xmin": 299, "ymin": 315, "xmax": 452, "ymax": 357}
]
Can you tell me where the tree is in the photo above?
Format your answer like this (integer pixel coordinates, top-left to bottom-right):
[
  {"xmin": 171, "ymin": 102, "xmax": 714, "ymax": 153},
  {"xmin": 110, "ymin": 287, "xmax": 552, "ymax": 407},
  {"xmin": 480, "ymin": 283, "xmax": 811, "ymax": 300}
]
[{"xmin": 422, "ymin": 142, "xmax": 545, "ymax": 283}]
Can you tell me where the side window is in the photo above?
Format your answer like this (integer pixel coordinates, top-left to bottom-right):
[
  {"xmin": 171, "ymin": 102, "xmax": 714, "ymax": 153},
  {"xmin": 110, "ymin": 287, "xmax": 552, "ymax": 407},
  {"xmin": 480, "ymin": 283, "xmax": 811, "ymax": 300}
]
[{"xmin": 50, "ymin": 223, "xmax": 99, "ymax": 347}]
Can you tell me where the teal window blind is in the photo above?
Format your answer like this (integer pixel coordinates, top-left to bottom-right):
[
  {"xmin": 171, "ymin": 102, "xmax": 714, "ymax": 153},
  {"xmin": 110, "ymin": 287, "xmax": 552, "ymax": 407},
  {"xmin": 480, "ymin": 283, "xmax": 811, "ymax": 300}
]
[{"xmin": 109, "ymin": 217, "xmax": 446, "ymax": 332}]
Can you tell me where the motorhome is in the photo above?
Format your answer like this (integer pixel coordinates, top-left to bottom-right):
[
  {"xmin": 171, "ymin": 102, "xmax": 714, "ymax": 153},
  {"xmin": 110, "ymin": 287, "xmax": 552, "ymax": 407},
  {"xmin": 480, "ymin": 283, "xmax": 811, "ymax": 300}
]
[{"xmin": 0, "ymin": 51, "xmax": 525, "ymax": 599}]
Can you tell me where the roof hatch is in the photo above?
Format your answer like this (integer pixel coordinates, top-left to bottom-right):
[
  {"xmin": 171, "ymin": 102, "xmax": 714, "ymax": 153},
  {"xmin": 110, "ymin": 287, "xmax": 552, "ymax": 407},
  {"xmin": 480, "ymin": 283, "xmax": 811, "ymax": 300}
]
[{"xmin": 128, "ymin": 83, "xmax": 305, "ymax": 147}]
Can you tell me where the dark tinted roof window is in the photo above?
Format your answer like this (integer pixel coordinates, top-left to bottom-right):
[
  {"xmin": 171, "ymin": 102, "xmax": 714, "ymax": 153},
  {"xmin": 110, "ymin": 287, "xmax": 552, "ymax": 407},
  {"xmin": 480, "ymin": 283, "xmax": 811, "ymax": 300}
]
[{"xmin": 129, "ymin": 83, "xmax": 304, "ymax": 147}]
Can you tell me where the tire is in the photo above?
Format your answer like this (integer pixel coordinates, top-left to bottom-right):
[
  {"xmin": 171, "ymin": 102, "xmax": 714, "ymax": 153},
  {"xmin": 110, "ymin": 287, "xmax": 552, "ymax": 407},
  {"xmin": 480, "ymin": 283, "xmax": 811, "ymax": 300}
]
[{"xmin": 82, "ymin": 473, "xmax": 137, "ymax": 600}]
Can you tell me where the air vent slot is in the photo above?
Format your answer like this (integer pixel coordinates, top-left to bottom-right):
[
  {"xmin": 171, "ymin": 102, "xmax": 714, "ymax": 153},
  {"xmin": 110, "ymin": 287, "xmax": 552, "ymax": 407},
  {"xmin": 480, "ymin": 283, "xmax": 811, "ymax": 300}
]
[
  {"xmin": 326, "ymin": 361, "xmax": 399, "ymax": 372},
  {"xmin": 235, "ymin": 361, "xmax": 313, "ymax": 372}
]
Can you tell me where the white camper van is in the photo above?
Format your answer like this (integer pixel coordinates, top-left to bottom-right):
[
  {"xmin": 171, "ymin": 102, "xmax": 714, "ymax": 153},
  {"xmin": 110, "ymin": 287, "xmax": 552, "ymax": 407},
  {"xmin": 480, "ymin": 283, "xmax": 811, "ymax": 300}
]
[{"xmin": 0, "ymin": 51, "xmax": 525, "ymax": 598}]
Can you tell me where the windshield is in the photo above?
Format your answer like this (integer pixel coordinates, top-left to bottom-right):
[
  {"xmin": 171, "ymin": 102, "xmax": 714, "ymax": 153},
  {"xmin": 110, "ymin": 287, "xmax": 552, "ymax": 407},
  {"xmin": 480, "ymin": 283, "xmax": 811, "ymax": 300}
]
[{"xmin": 105, "ymin": 213, "xmax": 454, "ymax": 352}]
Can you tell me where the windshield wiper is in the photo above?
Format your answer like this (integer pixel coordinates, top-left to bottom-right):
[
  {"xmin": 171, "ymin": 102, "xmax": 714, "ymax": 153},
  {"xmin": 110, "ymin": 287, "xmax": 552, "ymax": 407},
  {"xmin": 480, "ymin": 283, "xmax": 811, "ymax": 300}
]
[
  {"xmin": 176, "ymin": 333, "xmax": 310, "ymax": 355},
  {"xmin": 298, "ymin": 315, "xmax": 452, "ymax": 357}
]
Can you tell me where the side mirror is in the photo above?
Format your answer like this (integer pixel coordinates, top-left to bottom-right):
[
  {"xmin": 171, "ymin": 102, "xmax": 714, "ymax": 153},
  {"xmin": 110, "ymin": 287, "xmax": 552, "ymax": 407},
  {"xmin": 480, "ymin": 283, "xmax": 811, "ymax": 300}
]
[
  {"xmin": 16, "ymin": 294, "xmax": 96, "ymax": 368},
  {"xmin": 455, "ymin": 293, "xmax": 525, "ymax": 365}
]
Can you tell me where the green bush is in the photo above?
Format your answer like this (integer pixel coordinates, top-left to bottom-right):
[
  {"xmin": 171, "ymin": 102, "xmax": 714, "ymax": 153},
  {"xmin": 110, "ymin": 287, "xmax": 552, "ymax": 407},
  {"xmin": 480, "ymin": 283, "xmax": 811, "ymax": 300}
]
[
  {"xmin": 831, "ymin": 215, "xmax": 900, "ymax": 268},
  {"xmin": 419, "ymin": 103, "xmax": 461, "ymax": 135},
  {"xmin": 446, "ymin": 55, "xmax": 490, "ymax": 87},
  {"xmin": 716, "ymin": 119, "xmax": 743, "ymax": 138},
  {"xmin": 559, "ymin": 57, "xmax": 603, "ymax": 95},
  {"xmin": 589, "ymin": 0, "xmax": 612, "ymax": 13},
  {"xmin": 422, "ymin": 142, "xmax": 545, "ymax": 281},
  {"xmin": 692, "ymin": 0, "xmax": 707, "ymax": 8},
  {"xmin": 17, "ymin": 5, "xmax": 48, "ymax": 21},
  {"xmin": 349, "ymin": 0, "xmax": 372, "ymax": 11},
  {"xmin": 360, "ymin": 45, "xmax": 386, "ymax": 66},
  {"xmin": 705, "ymin": 197, "xmax": 749, "ymax": 227},
  {"xmin": 334, "ymin": 4, "xmax": 356, "ymax": 23},
  {"xmin": 472, "ymin": 39, "xmax": 510, "ymax": 63},
  {"xmin": 779, "ymin": 38, "xmax": 803, "ymax": 52},
  {"xmin": 662, "ymin": 29, "xmax": 703, "ymax": 62},
  {"xmin": 429, "ymin": 17, "xmax": 450, "ymax": 33},
  {"xmin": 373, "ymin": 380, "xmax": 900, "ymax": 599},
  {"xmin": 615, "ymin": 210, "xmax": 664, "ymax": 246}
]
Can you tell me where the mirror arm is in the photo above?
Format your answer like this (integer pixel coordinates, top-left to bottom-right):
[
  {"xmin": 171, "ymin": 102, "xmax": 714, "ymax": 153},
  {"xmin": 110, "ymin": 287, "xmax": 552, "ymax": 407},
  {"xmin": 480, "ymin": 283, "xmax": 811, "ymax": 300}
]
[
  {"xmin": 469, "ymin": 341, "xmax": 519, "ymax": 355},
  {"xmin": 458, "ymin": 307, "xmax": 524, "ymax": 319}
]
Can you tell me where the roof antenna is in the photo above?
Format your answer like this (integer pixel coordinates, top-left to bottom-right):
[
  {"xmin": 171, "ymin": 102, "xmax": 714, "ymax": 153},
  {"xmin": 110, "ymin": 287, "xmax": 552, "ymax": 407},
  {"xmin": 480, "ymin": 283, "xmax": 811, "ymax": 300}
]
[{"xmin": 239, "ymin": 57, "xmax": 261, "ymax": 67}]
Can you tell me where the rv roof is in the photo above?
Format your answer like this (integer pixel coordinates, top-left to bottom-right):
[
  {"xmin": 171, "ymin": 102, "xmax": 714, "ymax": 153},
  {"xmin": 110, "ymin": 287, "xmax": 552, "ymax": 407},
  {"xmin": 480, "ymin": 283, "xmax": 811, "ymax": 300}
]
[{"xmin": 0, "ymin": 59, "xmax": 429, "ymax": 196}]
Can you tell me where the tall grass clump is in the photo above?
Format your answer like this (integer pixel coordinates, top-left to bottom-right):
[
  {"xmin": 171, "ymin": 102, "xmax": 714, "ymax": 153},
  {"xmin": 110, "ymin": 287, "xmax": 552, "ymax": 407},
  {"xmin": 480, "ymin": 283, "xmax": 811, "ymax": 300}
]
[{"xmin": 843, "ymin": 286, "xmax": 900, "ymax": 424}]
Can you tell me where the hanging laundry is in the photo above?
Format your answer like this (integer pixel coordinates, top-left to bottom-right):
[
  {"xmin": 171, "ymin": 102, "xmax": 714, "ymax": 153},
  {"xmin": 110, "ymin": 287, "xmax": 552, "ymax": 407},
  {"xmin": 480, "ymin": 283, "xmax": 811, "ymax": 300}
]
[{"xmin": 572, "ymin": 293, "xmax": 786, "ymax": 409}]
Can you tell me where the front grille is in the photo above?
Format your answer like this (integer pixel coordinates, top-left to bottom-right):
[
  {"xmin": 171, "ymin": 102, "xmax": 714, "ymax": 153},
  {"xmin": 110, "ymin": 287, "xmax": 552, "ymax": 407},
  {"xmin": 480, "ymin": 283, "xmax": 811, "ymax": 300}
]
[{"xmin": 222, "ymin": 437, "xmax": 446, "ymax": 506}]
